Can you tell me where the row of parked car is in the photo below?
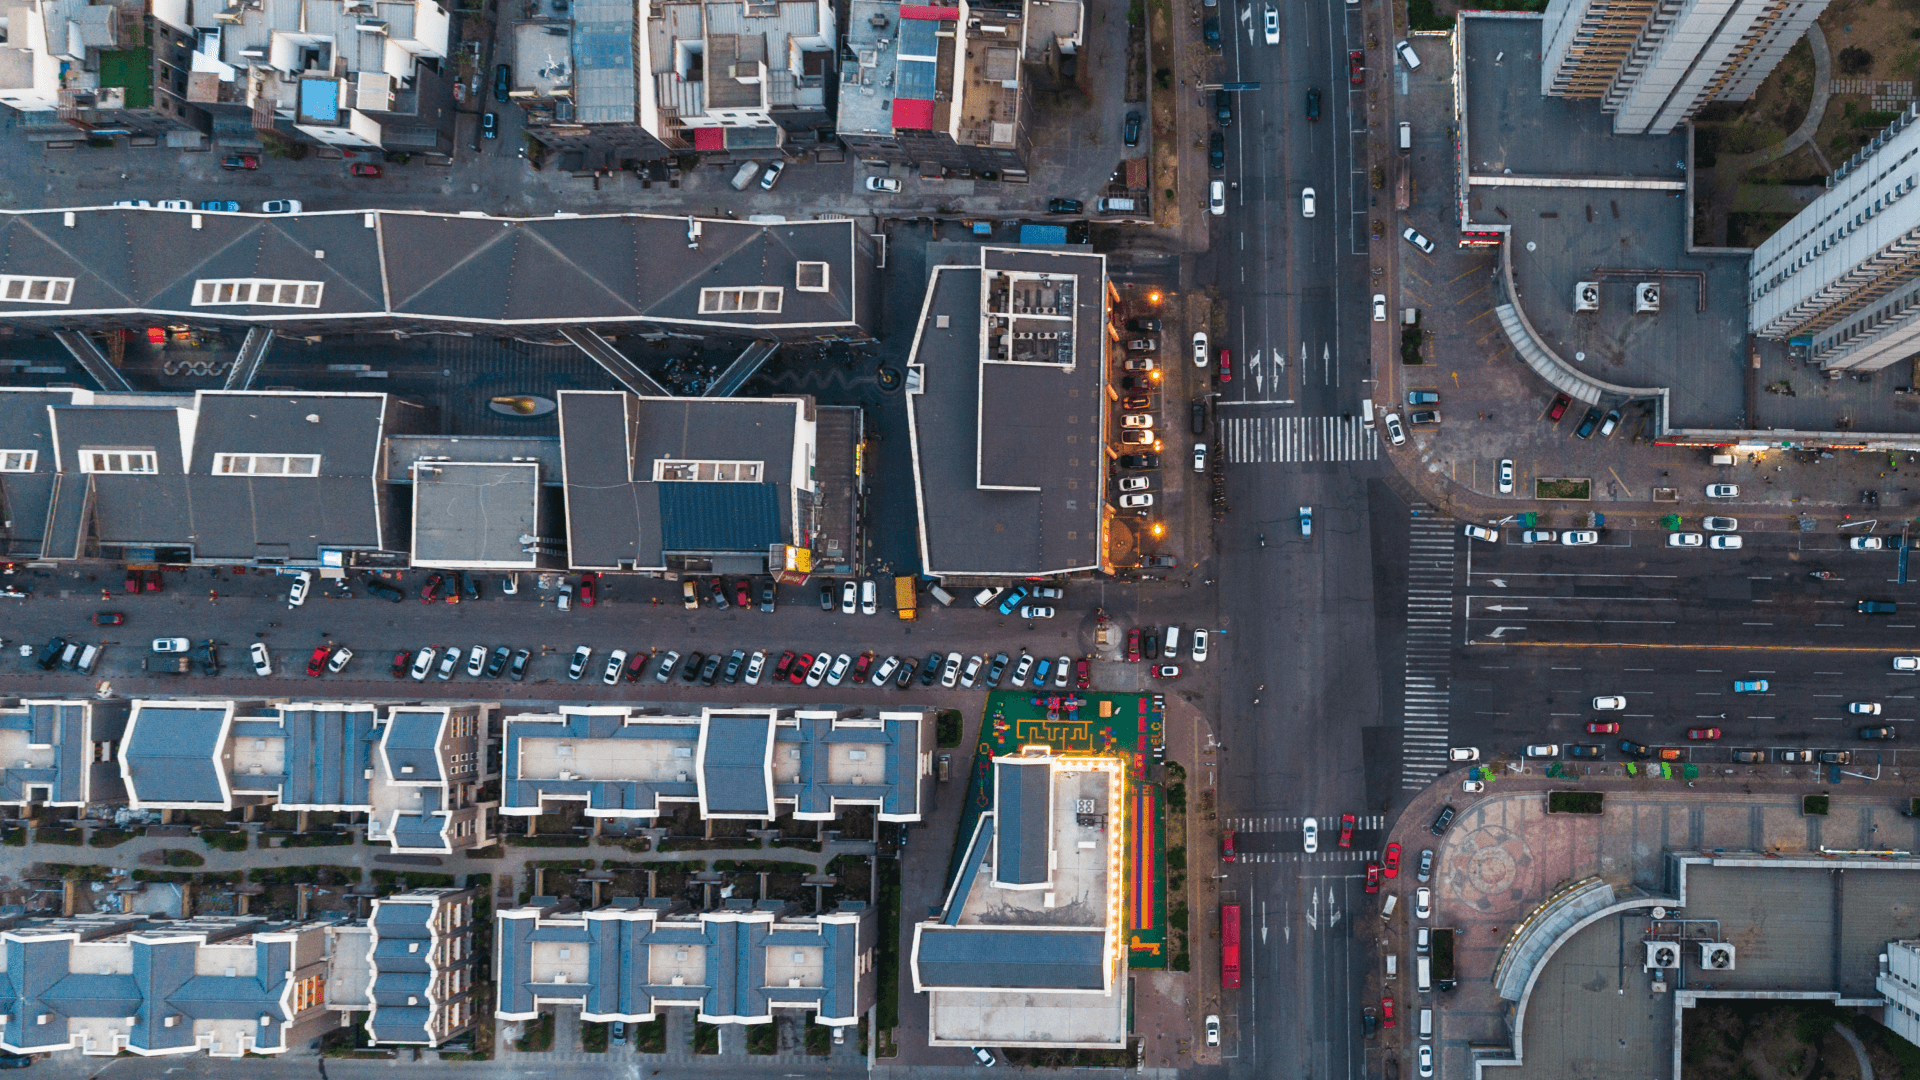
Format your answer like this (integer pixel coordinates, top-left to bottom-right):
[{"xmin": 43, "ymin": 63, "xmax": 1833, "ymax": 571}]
[{"xmin": 564, "ymin": 644, "xmax": 1097, "ymax": 693}]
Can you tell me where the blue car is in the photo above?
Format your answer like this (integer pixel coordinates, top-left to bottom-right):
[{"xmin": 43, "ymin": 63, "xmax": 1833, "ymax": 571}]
[
  {"xmin": 1733, "ymin": 680, "xmax": 1769, "ymax": 693},
  {"xmin": 198, "ymin": 200, "xmax": 240, "ymax": 212},
  {"xmin": 997, "ymin": 586, "xmax": 1029, "ymax": 616}
]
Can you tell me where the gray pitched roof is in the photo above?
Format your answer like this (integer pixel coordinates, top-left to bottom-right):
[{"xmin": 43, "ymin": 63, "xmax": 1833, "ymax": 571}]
[
  {"xmin": 122, "ymin": 704, "xmax": 229, "ymax": 806},
  {"xmin": 381, "ymin": 710, "xmax": 444, "ymax": 784},
  {"xmin": 278, "ymin": 704, "xmax": 377, "ymax": 808},
  {"xmin": 700, "ymin": 713, "xmax": 772, "ymax": 817},
  {"xmin": 0, "ymin": 389, "xmax": 73, "ymax": 558},
  {"xmin": 993, "ymin": 759, "xmax": 1051, "ymax": 886},
  {"xmin": 913, "ymin": 928, "xmax": 1106, "ymax": 990}
]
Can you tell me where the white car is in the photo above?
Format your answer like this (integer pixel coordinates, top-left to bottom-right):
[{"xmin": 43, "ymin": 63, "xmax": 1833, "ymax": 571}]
[
  {"xmin": 1194, "ymin": 443, "xmax": 1208, "ymax": 471},
  {"xmin": 1561, "ymin": 530, "xmax": 1599, "ymax": 546},
  {"xmin": 1119, "ymin": 476, "xmax": 1151, "ymax": 492},
  {"xmin": 1710, "ymin": 535, "xmax": 1743, "ymax": 550},
  {"xmin": 940, "ymin": 652, "xmax": 963, "ymax": 688},
  {"xmin": 1373, "ymin": 293, "xmax": 1387, "ymax": 322},
  {"xmin": 805, "ymin": 653, "xmax": 832, "ymax": 687},
  {"xmin": 1206, "ymin": 1014, "xmax": 1222, "ymax": 1048},
  {"xmin": 1463, "ymin": 780, "xmax": 1485, "ymax": 792},
  {"xmin": 567, "ymin": 645, "xmax": 592, "ymax": 680},
  {"xmin": 1122, "ymin": 413, "xmax": 1155, "ymax": 429},
  {"xmin": 1895, "ymin": 656, "xmax": 1920, "ymax": 671},
  {"xmin": 603, "ymin": 649, "xmax": 627, "ymax": 685},
  {"xmin": 826, "ymin": 653, "xmax": 853, "ymax": 686},
  {"xmin": 326, "ymin": 647, "xmax": 353, "ymax": 674},
  {"xmin": 1054, "ymin": 656, "xmax": 1071, "ymax": 688},
  {"xmin": 959, "ymin": 654, "xmax": 984, "ymax": 688},
  {"xmin": 1668, "ymin": 532, "xmax": 1704, "ymax": 547},
  {"xmin": 250, "ymin": 642, "xmax": 273, "ymax": 677},
  {"xmin": 861, "ymin": 578, "xmax": 878, "ymax": 615},
  {"xmin": 1302, "ymin": 817, "xmax": 1319, "ymax": 853},
  {"xmin": 1384, "ymin": 413, "xmax": 1406, "ymax": 446},
  {"xmin": 467, "ymin": 645, "xmax": 487, "ymax": 677},
  {"xmin": 260, "ymin": 199, "xmax": 303, "ymax": 214},
  {"xmin": 1449, "ymin": 747, "xmax": 1480, "ymax": 761},
  {"xmin": 1209, "ymin": 180, "xmax": 1226, "ymax": 216},
  {"xmin": 1849, "ymin": 702, "xmax": 1882, "ymax": 715},
  {"xmin": 1414, "ymin": 887, "xmax": 1432, "ymax": 919},
  {"xmin": 1418, "ymin": 1045, "xmax": 1434, "ymax": 1078},
  {"xmin": 1193, "ymin": 332, "xmax": 1209, "ymax": 367},
  {"xmin": 158, "ymin": 199, "xmax": 192, "ymax": 211},
  {"xmin": 759, "ymin": 160, "xmax": 785, "ymax": 190},
  {"xmin": 1192, "ymin": 628, "xmax": 1209, "ymax": 662},
  {"xmin": 1525, "ymin": 743, "xmax": 1559, "ymax": 758},
  {"xmin": 1263, "ymin": 4, "xmax": 1278, "ymax": 42},
  {"xmin": 112, "ymin": 200, "xmax": 152, "ymax": 208},
  {"xmin": 1703, "ymin": 517, "xmax": 1738, "ymax": 532},
  {"xmin": 436, "ymin": 650, "xmax": 459, "ymax": 680},
  {"xmin": 841, "ymin": 580, "xmax": 858, "ymax": 614},
  {"xmin": 1403, "ymin": 226, "xmax": 1436, "ymax": 254},
  {"xmin": 1498, "ymin": 458, "xmax": 1514, "ymax": 494},
  {"xmin": 1020, "ymin": 605, "xmax": 1057, "ymax": 618},
  {"xmin": 871, "ymin": 655, "xmax": 899, "ymax": 685},
  {"xmin": 287, "ymin": 570, "xmax": 311, "ymax": 607},
  {"xmin": 744, "ymin": 650, "xmax": 767, "ymax": 685},
  {"xmin": 1010, "ymin": 654, "xmax": 1035, "ymax": 686},
  {"xmin": 1706, "ymin": 484, "xmax": 1739, "ymax": 498},
  {"xmin": 1463, "ymin": 525, "xmax": 1498, "ymax": 543},
  {"xmin": 1592, "ymin": 696, "xmax": 1625, "ymax": 710},
  {"xmin": 1520, "ymin": 530, "xmax": 1556, "ymax": 544},
  {"xmin": 865, "ymin": 176, "xmax": 902, "ymax": 193},
  {"xmin": 1396, "ymin": 40, "xmax": 1422, "ymax": 70},
  {"xmin": 152, "ymin": 637, "xmax": 191, "ymax": 653},
  {"xmin": 1851, "ymin": 536, "xmax": 1885, "ymax": 550},
  {"xmin": 1119, "ymin": 494, "xmax": 1154, "ymax": 509},
  {"xmin": 1301, "ymin": 187, "xmax": 1316, "ymax": 218},
  {"xmin": 409, "ymin": 647, "xmax": 436, "ymax": 681}
]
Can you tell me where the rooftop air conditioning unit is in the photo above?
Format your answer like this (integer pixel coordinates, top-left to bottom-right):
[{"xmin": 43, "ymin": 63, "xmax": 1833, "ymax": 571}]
[
  {"xmin": 1699, "ymin": 943, "xmax": 1736, "ymax": 970},
  {"xmin": 1643, "ymin": 941, "xmax": 1680, "ymax": 970},
  {"xmin": 1635, "ymin": 282, "xmax": 1660, "ymax": 313},
  {"xmin": 1574, "ymin": 281, "xmax": 1599, "ymax": 312}
]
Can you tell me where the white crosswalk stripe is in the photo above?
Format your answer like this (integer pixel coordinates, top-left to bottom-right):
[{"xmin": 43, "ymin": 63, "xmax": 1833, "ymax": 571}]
[
  {"xmin": 1222, "ymin": 815, "xmax": 1388, "ymax": 831},
  {"xmin": 1403, "ymin": 502, "xmax": 1457, "ymax": 790},
  {"xmin": 1220, "ymin": 415, "xmax": 1380, "ymax": 463}
]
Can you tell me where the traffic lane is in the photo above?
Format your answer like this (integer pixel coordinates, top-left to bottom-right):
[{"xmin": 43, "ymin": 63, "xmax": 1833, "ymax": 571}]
[
  {"xmin": 1261, "ymin": 871, "xmax": 1366, "ymax": 1080},
  {"xmin": 1465, "ymin": 529, "xmax": 1908, "ymax": 580},
  {"xmin": 1462, "ymin": 588, "xmax": 1919, "ymax": 645}
]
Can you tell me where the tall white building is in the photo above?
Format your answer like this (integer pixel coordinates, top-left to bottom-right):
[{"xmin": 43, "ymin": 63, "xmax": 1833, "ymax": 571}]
[
  {"xmin": 1541, "ymin": 0, "xmax": 1826, "ymax": 134},
  {"xmin": 1748, "ymin": 106, "xmax": 1920, "ymax": 370}
]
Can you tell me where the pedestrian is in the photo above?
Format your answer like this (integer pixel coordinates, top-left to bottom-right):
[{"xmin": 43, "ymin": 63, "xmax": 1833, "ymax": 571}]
[{"xmin": 209, "ymin": 589, "xmax": 218, "ymax": 604}]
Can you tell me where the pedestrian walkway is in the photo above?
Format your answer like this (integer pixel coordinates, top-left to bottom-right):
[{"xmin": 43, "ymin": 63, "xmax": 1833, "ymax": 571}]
[
  {"xmin": 1402, "ymin": 504, "xmax": 1458, "ymax": 789},
  {"xmin": 1219, "ymin": 415, "xmax": 1379, "ymax": 463}
]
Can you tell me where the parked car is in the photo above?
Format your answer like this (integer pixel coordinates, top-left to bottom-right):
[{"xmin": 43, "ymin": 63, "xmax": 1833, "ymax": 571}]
[
  {"xmin": 759, "ymin": 160, "xmax": 786, "ymax": 190},
  {"xmin": 1548, "ymin": 393, "xmax": 1571, "ymax": 420},
  {"xmin": 1733, "ymin": 679, "xmax": 1768, "ymax": 692},
  {"xmin": 1384, "ymin": 414, "xmax": 1406, "ymax": 445},
  {"xmin": 1123, "ymin": 111, "xmax": 1142, "ymax": 146},
  {"xmin": 409, "ymin": 648, "xmax": 436, "ymax": 681},
  {"xmin": 1851, "ymin": 536, "xmax": 1885, "ymax": 550},
  {"xmin": 260, "ymin": 199, "xmax": 302, "ymax": 214},
  {"xmin": 223, "ymin": 154, "xmax": 260, "ymax": 170},
  {"xmin": 1574, "ymin": 407, "xmax": 1601, "ymax": 439},
  {"xmin": 1687, "ymin": 727, "xmax": 1722, "ymax": 741},
  {"xmin": 198, "ymin": 200, "xmax": 240, "ymax": 212},
  {"xmin": 348, "ymin": 162, "xmax": 382, "ymax": 177},
  {"xmin": 509, "ymin": 649, "xmax": 531, "ymax": 681},
  {"xmin": 567, "ymin": 645, "xmax": 592, "ymax": 680},
  {"xmin": 306, "ymin": 646, "xmax": 333, "ymax": 677},
  {"xmin": 1706, "ymin": 484, "xmax": 1738, "ymax": 498},
  {"xmin": 251, "ymin": 642, "xmax": 273, "ymax": 676},
  {"xmin": 327, "ymin": 647, "xmax": 353, "ymax": 674},
  {"xmin": 1668, "ymin": 533, "xmax": 1703, "ymax": 547},
  {"xmin": 1349, "ymin": 49, "xmax": 1366, "ymax": 84},
  {"xmin": 364, "ymin": 575, "xmax": 405, "ymax": 602},
  {"xmin": 1703, "ymin": 516, "xmax": 1738, "ymax": 531},
  {"xmin": 865, "ymin": 176, "xmax": 903, "ymax": 192},
  {"xmin": 1047, "ymin": 198, "xmax": 1084, "ymax": 214}
]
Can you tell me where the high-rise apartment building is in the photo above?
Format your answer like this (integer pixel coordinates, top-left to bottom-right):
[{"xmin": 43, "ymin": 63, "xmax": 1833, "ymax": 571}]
[
  {"xmin": 1749, "ymin": 106, "xmax": 1920, "ymax": 370},
  {"xmin": 1541, "ymin": 0, "xmax": 1825, "ymax": 134}
]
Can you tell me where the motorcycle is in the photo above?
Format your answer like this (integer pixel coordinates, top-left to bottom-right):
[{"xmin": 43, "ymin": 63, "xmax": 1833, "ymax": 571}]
[
  {"xmin": 1809, "ymin": 571, "xmax": 1833, "ymax": 580},
  {"xmin": 1258, "ymin": 533, "xmax": 1266, "ymax": 548}
]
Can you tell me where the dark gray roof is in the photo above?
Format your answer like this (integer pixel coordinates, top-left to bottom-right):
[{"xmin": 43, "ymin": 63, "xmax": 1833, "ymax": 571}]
[
  {"xmin": 993, "ymin": 759, "xmax": 1051, "ymax": 886},
  {"xmin": 409, "ymin": 461, "xmax": 542, "ymax": 568},
  {"xmin": 0, "ymin": 389, "xmax": 74, "ymax": 558},
  {"xmin": 0, "ymin": 702, "xmax": 91, "ymax": 806},
  {"xmin": 913, "ymin": 927, "xmax": 1106, "ymax": 990},
  {"xmin": 701, "ymin": 713, "xmax": 772, "ymax": 817},
  {"xmin": 907, "ymin": 247, "xmax": 1107, "ymax": 577},
  {"xmin": 122, "ymin": 703, "xmax": 229, "ymax": 806},
  {"xmin": 381, "ymin": 709, "xmax": 444, "ymax": 784}
]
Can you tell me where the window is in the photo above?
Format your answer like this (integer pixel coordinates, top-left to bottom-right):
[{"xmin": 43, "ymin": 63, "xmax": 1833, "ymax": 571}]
[
  {"xmin": 192, "ymin": 279, "xmax": 324, "ymax": 308},
  {"xmin": 0, "ymin": 451, "xmax": 36, "ymax": 472},
  {"xmin": 0, "ymin": 276, "xmax": 73, "ymax": 305},
  {"xmin": 699, "ymin": 286, "xmax": 783, "ymax": 314},
  {"xmin": 79, "ymin": 449, "xmax": 157, "ymax": 474},
  {"xmin": 795, "ymin": 261, "xmax": 830, "ymax": 292},
  {"xmin": 212, "ymin": 453, "xmax": 321, "ymax": 476},
  {"xmin": 652, "ymin": 459, "xmax": 763, "ymax": 483}
]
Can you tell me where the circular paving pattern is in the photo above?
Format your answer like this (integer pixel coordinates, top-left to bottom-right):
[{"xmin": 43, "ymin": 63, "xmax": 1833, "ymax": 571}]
[{"xmin": 1447, "ymin": 821, "xmax": 1536, "ymax": 914}]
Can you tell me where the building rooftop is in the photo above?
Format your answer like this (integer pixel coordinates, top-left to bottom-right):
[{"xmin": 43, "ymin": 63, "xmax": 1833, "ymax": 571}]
[
  {"xmin": 0, "ymin": 700, "xmax": 127, "ymax": 809},
  {"xmin": 408, "ymin": 461, "xmax": 543, "ymax": 570}
]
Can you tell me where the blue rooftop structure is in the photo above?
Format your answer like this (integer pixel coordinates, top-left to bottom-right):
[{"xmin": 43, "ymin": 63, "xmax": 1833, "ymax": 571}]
[
  {"xmin": 992, "ymin": 758, "xmax": 1052, "ymax": 887},
  {"xmin": 699, "ymin": 713, "xmax": 773, "ymax": 818},
  {"xmin": 0, "ymin": 700, "xmax": 126, "ymax": 810},
  {"xmin": 119, "ymin": 702, "xmax": 234, "ymax": 808}
]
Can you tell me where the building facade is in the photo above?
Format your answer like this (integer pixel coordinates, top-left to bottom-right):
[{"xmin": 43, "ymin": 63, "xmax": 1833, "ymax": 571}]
[{"xmin": 1540, "ymin": 0, "xmax": 1825, "ymax": 134}]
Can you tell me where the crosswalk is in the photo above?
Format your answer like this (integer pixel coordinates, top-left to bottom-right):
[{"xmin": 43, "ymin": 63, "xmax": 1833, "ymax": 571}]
[
  {"xmin": 1222, "ymin": 815, "xmax": 1388, "ymax": 832},
  {"xmin": 1403, "ymin": 504, "xmax": 1458, "ymax": 790},
  {"xmin": 1220, "ymin": 415, "xmax": 1379, "ymax": 463},
  {"xmin": 1230, "ymin": 850, "xmax": 1384, "ymax": 864},
  {"xmin": 1220, "ymin": 815, "xmax": 1389, "ymax": 863}
]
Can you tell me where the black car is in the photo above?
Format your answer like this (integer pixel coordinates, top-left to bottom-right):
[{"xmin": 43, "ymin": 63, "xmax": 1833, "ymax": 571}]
[
  {"xmin": 481, "ymin": 112, "xmax": 498, "ymax": 139},
  {"xmin": 920, "ymin": 651, "xmax": 944, "ymax": 687},
  {"xmin": 819, "ymin": 584, "xmax": 835, "ymax": 611},
  {"xmin": 483, "ymin": 646, "xmax": 510, "ymax": 678},
  {"xmin": 1203, "ymin": 16, "xmax": 1220, "ymax": 47},
  {"xmin": 1118, "ymin": 453, "xmax": 1161, "ymax": 469},
  {"xmin": 1143, "ymin": 631, "xmax": 1159, "ymax": 660},
  {"xmin": 708, "ymin": 578, "xmax": 729, "ymax": 609},
  {"xmin": 1574, "ymin": 407, "xmax": 1602, "ymax": 439},
  {"xmin": 363, "ymin": 575, "xmax": 405, "ymax": 602},
  {"xmin": 509, "ymin": 648, "xmax": 531, "ymax": 681},
  {"xmin": 36, "ymin": 636, "xmax": 66, "ymax": 670},
  {"xmin": 198, "ymin": 640, "xmax": 221, "ymax": 677},
  {"xmin": 1428, "ymin": 805, "xmax": 1456, "ymax": 835},
  {"xmin": 985, "ymin": 652, "xmax": 1010, "ymax": 687},
  {"xmin": 1191, "ymin": 400, "xmax": 1207, "ymax": 435},
  {"xmin": 697, "ymin": 653, "xmax": 723, "ymax": 686},
  {"xmin": 493, "ymin": 63, "xmax": 512, "ymax": 102},
  {"xmin": 1568, "ymin": 744, "xmax": 1603, "ymax": 758},
  {"xmin": 1123, "ymin": 111, "xmax": 1142, "ymax": 147},
  {"xmin": 681, "ymin": 652, "xmax": 705, "ymax": 683},
  {"xmin": 1616, "ymin": 739, "xmax": 1652, "ymax": 759},
  {"xmin": 895, "ymin": 657, "xmax": 918, "ymax": 688},
  {"xmin": 1126, "ymin": 317, "xmax": 1162, "ymax": 333},
  {"xmin": 723, "ymin": 649, "xmax": 747, "ymax": 684},
  {"xmin": 1306, "ymin": 87, "xmax": 1321, "ymax": 121},
  {"xmin": 760, "ymin": 580, "xmax": 777, "ymax": 612},
  {"xmin": 1860, "ymin": 726, "xmax": 1898, "ymax": 739},
  {"xmin": 1214, "ymin": 89, "xmax": 1233, "ymax": 126},
  {"xmin": 1047, "ymin": 198, "xmax": 1084, "ymax": 214},
  {"xmin": 1208, "ymin": 131, "xmax": 1224, "ymax": 170},
  {"xmin": 459, "ymin": 571, "xmax": 480, "ymax": 601}
]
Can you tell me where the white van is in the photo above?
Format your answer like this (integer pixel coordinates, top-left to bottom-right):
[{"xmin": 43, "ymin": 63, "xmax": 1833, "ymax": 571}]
[
  {"xmin": 1362, "ymin": 398, "xmax": 1375, "ymax": 424},
  {"xmin": 1419, "ymin": 1008, "xmax": 1433, "ymax": 1040},
  {"xmin": 1164, "ymin": 626, "xmax": 1181, "ymax": 654},
  {"xmin": 1096, "ymin": 197, "xmax": 1137, "ymax": 213},
  {"xmin": 1416, "ymin": 956, "xmax": 1432, "ymax": 993},
  {"xmin": 928, "ymin": 585, "xmax": 956, "ymax": 607},
  {"xmin": 75, "ymin": 644, "xmax": 99, "ymax": 674},
  {"xmin": 1381, "ymin": 894, "xmax": 1398, "ymax": 919},
  {"xmin": 1399, "ymin": 122, "xmax": 1412, "ymax": 150},
  {"xmin": 1384, "ymin": 954, "xmax": 1398, "ymax": 979},
  {"xmin": 730, "ymin": 160, "xmax": 762, "ymax": 190}
]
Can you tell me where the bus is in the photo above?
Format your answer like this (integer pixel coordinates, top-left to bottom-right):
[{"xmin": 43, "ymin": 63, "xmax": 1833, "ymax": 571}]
[{"xmin": 1221, "ymin": 903, "xmax": 1242, "ymax": 989}]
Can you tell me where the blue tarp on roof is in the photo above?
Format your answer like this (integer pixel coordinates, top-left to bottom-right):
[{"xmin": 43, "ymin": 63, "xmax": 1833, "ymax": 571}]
[{"xmin": 657, "ymin": 483, "xmax": 783, "ymax": 554}]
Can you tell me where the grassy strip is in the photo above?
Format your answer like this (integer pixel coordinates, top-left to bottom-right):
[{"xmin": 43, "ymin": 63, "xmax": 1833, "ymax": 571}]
[
  {"xmin": 876, "ymin": 857, "xmax": 901, "ymax": 1030},
  {"xmin": 514, "ymin": 1013, "xmax": 553, "ymax": 1052}
]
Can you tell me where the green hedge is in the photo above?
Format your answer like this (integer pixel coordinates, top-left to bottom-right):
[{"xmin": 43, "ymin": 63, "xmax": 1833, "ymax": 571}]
[
  {"xmin": 581, "ymin": 1021, "xmax": 608, "ymax": 1053},
  {"xmin": 1548, "ymin": 791, "xmax": 1604, "ymax": 814},
  {"xmin": 504, "ymin": 835, "xmax": 590, "ymax": 848},
  {"xmin": 163, "ymin": 849, "xmax": 205, "ymax": 867},
  {"xmin": 35, "ymin": 827, "xmax": 83, "ymax": 846},
  {"xmin": 936, "ymin": 710, "xmax": 963, "ymax": 748},
  {"xmin": 87, "ymin": 828, "xmax": 137, "ymax": 848},
  {"xmin": 277, "ymin": 831, "xmax": 353, "ymax": 847},
  {"xmin": 746, "ymin": 1022, "xmax": 777, "ymax": 1055},
  {"xmin": 876, "ymin": 858, "xmax": 901, "ymax": 1030},
  {"xmin": 1803, "ymin": 795, "xmax": 1830, "ymax": 816},
  {"xmin": 513, "ymin": 1013, "xmax": 553, "ymax": 1053},
  {"xmin": 694, "ymin": 1021, "xmax": 720, "ymax": 1055}
]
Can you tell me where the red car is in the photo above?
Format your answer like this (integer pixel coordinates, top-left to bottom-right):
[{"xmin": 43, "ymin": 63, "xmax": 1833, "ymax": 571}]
[
  {"xmin": 1127, "ymin": 628, "xmax": 1141, "ymax": 662},
  {"xmin": 852, "ymin": 652, "xmax": 876, "ymax": 682},
  {"xmin": 1687, "ymin": 727, "xmax": 1722, "ymax": 741},
  {"xmin": 1383, "ymin": 842, "xmax": 1401, "ymax": 878},
  {"xmin": 1586, "ymin": 721, "xmax": 1620, "ymax": 734},
  {"xmin": 1382, "ymin": 997, "xmax": 1395, "ymax": 1028},
  {"xmin": 348, "ymin": 162, "xmax": 382, "ymax": 177},
  {"xmin": 1076, "ymin": 657, "xmax": 1090, "ymax": 688},
  {"xmin": 1657, "ymin": 747, "xmax": 1685, "ymax": 761},
  {"xmin": 1218, "ymin": 347, "xmax": 1232, "ymax": 384},
  {"xmin": 790, "ymin": 652, "xmax": 815, "ymax": 685},
  {"xmin": 420, "ymin": 574, "xmax": 442, "ymax": 604},
  {"xmin": 774, "ymin": 650, "xmax": 798, "ymax": 682},
  {"xmin": 1365, "ymin": 862, "xmax": 1381, "ymax": 893},
  {"xmin": 92, "ymin": 612, "xmax": 124, "ymax": 626},
  {"xmin": 391, "ymin": 651, "xmax": 411, "ymax": 678},
  {"xmin": 1221, "ymin": 828, "xmax": 1236, "ymax": 863},
  {"xmin": 1548, "ymin": 392, "xmax": 1572, "ymax": 421},
  {"xmin": 222, "ymin": 154, "xmax": 259, "ymax": 170},
  {"xmin": 143, "ymin": 570, "xmax": 162, "ymax": 592},
  {"xmin": 1338, "ymin": 812, "xmax": 1355, "ymax": 849},
  {"xmin": 1151, "ymin": 664, "xmax": 1181, "ymax": 679},
  {"xmin": 1348, "ymin": 50, "xmax": 1365, "ymax": 85},
  {"xmin": 735, "ymin": 579, "xmax": 752, "ymax": 608},
  {"xmin": 306, "ymin": 645, "xmax": 332, "ymax": 677},
  {"xmin": 578, "ymin": 572, "xmax": 597, "ymax": 607},
  {"xmin": 124, "ymin": 571, "xmax": 141, "ymax": 594}
]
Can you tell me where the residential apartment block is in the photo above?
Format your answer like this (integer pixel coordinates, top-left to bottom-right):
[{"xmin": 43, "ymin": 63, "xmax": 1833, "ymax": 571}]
[
  {"xmin": 324, "ymin": 888, "xmax": 481, "ymax": 1047},
  {"xmin": 1748, "ymin": 104, "xmax": 1920, "ymax": 369},
  {"xmin": 0, "ymin": 699, "xmax": 128, "ymax": 811},
  {"xmin": 1540, "ymin": 0, "xmax": 1825, "ymax": 134}
]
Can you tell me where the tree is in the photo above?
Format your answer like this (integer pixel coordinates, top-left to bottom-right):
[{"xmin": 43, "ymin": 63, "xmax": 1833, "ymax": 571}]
[{"xmin": 1838, "ymin": 46, "xmax": 1874, "ymax": 75}]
